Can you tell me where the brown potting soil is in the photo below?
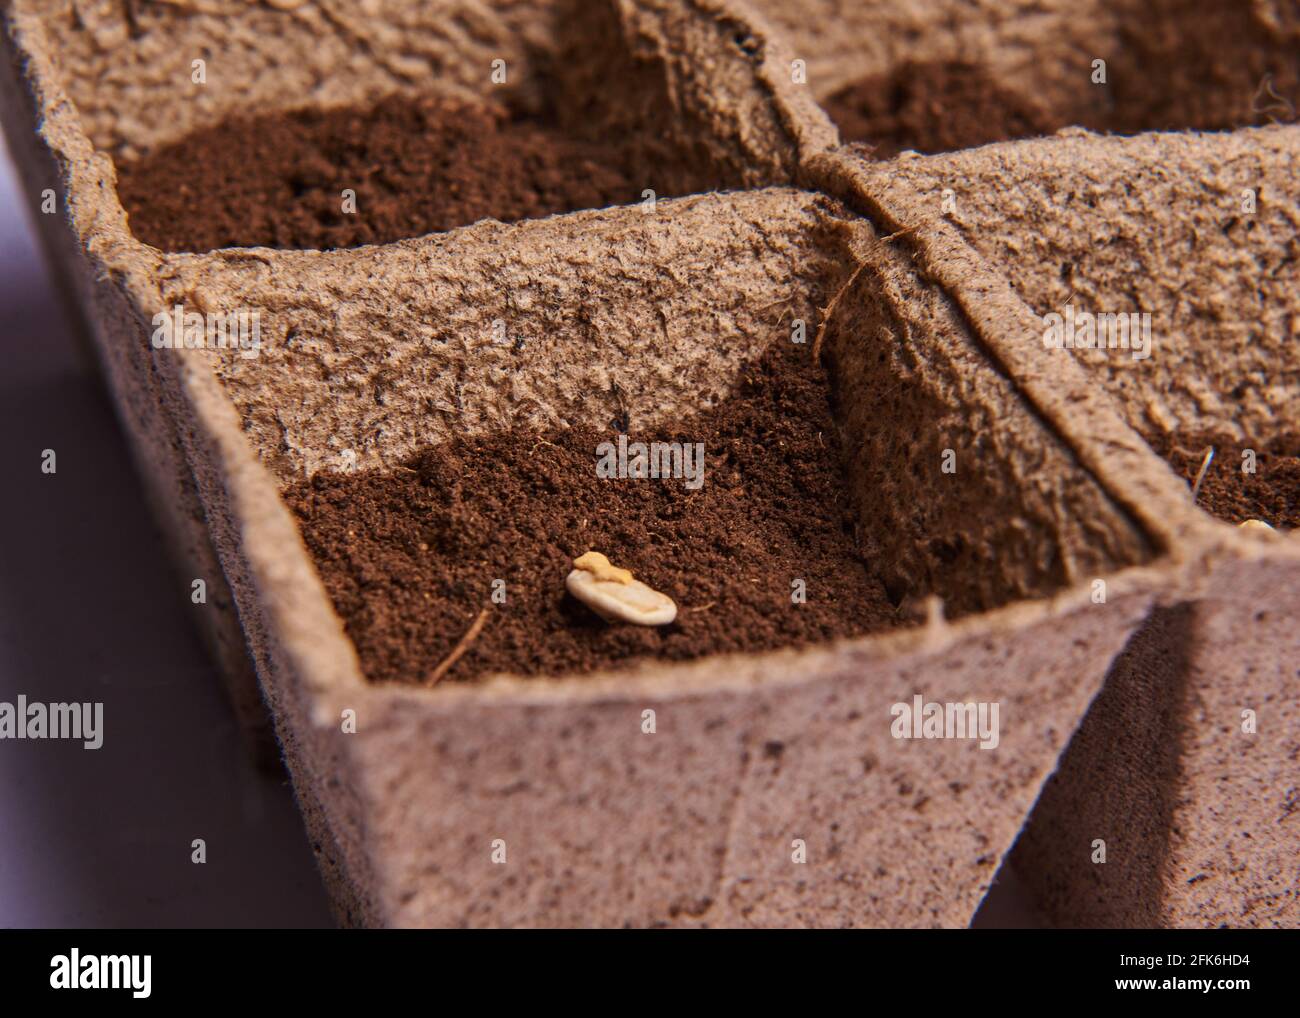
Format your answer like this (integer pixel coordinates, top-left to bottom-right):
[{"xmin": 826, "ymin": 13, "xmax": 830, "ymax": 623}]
[
  {"xmin": 282, "ymin": 344, "xmax": 909, "ymax": 685},
  {"xmin": 116, "ymin": 93, "xmax": 640, "ymax": 252},
  {"xmin": 823, "ymin": 61, "xmax": 1056, "ymax": 158},
  {"xmin": 823, "ymin": 55, "xmax": 1285, "ymax": 158},
  {"xmin": 1143, "ymin": 430, "xmax": 1300, "ymax": 529}
]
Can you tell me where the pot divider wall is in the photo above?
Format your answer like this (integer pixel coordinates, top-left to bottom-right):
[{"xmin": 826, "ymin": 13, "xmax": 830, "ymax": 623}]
[
  {"xmin": 838, "ymin": 127, "xmax": 1300, "ymax": 456},
  {"xmin": 822, "ymin": 223, "xmax": 1152, "ymax": 619},
  {"xmin": 159, "ymin": 188, "xmax": 848, "ymax": 481},
  {"xmin": 1013, "ymin": 546, "xmax": 1300, "ymax": 927}
]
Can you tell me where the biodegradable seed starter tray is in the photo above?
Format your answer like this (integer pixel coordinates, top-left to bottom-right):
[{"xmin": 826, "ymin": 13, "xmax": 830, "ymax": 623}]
[{"xmin": 3, "ymin": 0, "xmax": 1296, "ymax": 927}]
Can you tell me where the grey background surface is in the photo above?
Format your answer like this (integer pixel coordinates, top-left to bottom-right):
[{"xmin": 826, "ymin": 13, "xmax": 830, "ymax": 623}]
[
  {"xmin": 0, "ymin": 129, "xmax": 1037, "ymax": 929},
  {"xmin": 0, "ymin": 131, "xmax": 333, "ymax": 927}
]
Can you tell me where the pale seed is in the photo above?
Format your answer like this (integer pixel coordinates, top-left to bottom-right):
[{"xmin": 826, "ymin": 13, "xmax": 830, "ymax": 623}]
[{"xmin": 566, "ymin": 552, "xmax": 677, "ymax": 626}]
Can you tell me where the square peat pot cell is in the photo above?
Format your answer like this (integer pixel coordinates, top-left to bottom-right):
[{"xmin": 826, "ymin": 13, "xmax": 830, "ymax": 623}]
[
  {"xmin": 143, "ymin": 182, "xmax": 1168, "ymax": 928},
  {"xmin": 11, "ymin": 0, "xmax": 805, "ymax": 257},
  {"xmin": 832, "ymin": 125, "xmax": 1300, "ymax": 926},
  {"xmin": 743, "ymin": 0, "xmax": 1300, "ymax": 157}
]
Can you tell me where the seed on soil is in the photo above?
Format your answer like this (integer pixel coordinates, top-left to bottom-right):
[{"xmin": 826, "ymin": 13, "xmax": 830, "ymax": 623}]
[
  {"xmin": 283, "ymin": 345, "xmax": 908, "ymax": 684},
  {"xmin": 566, "ymin": 552, "xmax": 677, "ymax": 627},
  {"xmin": 1237, "ymin": 519, "xmax": 1277, "ymax": 534}
]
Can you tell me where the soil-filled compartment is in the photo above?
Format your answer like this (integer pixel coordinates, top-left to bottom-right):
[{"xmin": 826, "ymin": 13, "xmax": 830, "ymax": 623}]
[
  {"xmin": 116, "ymin": 92, "xmax": 684, "ymax": 253},
  {"xmin": 823, "ymin": 2, "xmax": 1300, "ymax": 157},
  {"xmin": 283, "ymin": 343, "xmax": 913, "ymax": 685}
]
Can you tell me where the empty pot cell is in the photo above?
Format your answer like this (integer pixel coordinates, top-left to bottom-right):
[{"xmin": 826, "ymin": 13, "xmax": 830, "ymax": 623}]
[
  {"xmin": 46, "ymin": 0, "xmax": 793, "ymax": 254},
  {"xmin": 746, "ymin": 0, "xmax": 1300, "ymax": 155},
  {"xmin": 847, "ymin": 127, "xmax": 1300, "ymax": 528}
]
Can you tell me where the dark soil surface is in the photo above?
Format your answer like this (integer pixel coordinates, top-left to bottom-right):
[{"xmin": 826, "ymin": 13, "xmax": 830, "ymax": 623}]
[
  {"xmin": 283, "ymin": 344, "xmax": 909, "ymax": 684},
  {"xmin": 117, "ymin": 94, "xmax": 641, "ymax": 252},
  {"xmin": 1143, "ymin": 429, "xmax": 1299, "ymax": 528}
]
